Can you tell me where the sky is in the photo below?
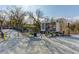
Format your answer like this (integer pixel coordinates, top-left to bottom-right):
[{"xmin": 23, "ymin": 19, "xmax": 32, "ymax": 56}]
[
  {"xmin": 23, "ymin": 5, "xmax": 79, "ymax": 18},
  {"xmin": 1, "ymin": 5, "xmax": 79, "ymax": 19}
]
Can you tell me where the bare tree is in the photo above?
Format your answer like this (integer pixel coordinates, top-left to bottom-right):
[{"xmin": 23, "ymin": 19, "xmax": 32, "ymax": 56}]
[
  {"xmin": 36, "ymin": 9, "xmax": 43, "ymax": 19},
  {"xmin": 27, "ymin": 9, "xmax": 43, "ymax": 33},
  {"xmin": 5, "ymin": 6, "xmax": 26, "ymax": 31},
  {"xmin": 0, "ymin": 10, "xmax": 6, "ymax": 30}
]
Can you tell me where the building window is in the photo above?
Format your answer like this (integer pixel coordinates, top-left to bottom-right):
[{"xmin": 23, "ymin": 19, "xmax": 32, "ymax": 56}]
[{"xmin": 42, "ymin": 23, "xmax": 45, "ymax": 29}]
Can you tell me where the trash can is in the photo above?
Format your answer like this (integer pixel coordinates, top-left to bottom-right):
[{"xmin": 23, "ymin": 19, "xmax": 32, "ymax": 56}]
[
  {"xmin": 34, "ymin": 33, "xmax": 37, "ymax": 37},
  {"xmin": 1, "ymin": 31, "xmax": 4, "ymax": 39}
]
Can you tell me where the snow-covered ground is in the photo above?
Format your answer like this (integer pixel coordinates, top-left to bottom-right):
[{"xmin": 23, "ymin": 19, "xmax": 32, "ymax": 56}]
[
  {"xmin": 71, "ymin": 35, "xmax": 79, "ymax": 38},
  {"xmin": 0, "ymin": 29, "xmax": 79, "ymax": 54}
]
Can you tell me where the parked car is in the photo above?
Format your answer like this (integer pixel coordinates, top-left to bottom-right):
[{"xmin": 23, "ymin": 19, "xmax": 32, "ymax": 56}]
[{"xmin": 50, "ymin": 31, "xmax": 64, "ymax": 37}]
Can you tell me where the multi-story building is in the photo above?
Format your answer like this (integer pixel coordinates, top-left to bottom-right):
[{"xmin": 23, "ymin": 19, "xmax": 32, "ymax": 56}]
[{"xmin": 40, "ymin": 17, "xmax": 60, "ymax": 33}]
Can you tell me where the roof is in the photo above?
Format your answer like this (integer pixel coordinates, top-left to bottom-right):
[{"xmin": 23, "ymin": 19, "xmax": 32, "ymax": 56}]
[{"xmin": 40, "ymin": 17, "xmax": 51, "ymax": 23}]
